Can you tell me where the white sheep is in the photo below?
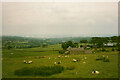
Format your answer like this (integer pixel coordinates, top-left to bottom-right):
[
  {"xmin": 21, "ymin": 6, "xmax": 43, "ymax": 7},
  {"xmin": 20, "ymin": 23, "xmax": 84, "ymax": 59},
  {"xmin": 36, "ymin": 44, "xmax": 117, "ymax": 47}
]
[
  {"xmin": 49, "ymin": 57, "xmax": 51, "ymax": 59},
  {"xmin": 84, "ymin": 57, "xmax": 87, "ymax": 60},
  {"xmin": 54, "ymin": 62, "xmax": 57, "ymax": 65},
  {"xmin": 73, "ymin": 59, "xmax": 77, "ymax": 62},
  {"xmin": 65, "ymin": 56, "xmax": 67, "ymax": 57},
  {"xmin": 83, "ymin": 61, "xmax": 86, "ymax": 64},
  {"xmin": 103, "ymin": 55, "xmax": 105, "ymax": 57},
  {"xmin": 28, "ymin": 61, "xmax": 33, "ymax": 64},
  {"xmin": 24, "ymin": 60, "xmax": 27, "ymax": 63},
  {"xmin": 92, "ymin": 71, "xmax": 100, "ymax": 74}
]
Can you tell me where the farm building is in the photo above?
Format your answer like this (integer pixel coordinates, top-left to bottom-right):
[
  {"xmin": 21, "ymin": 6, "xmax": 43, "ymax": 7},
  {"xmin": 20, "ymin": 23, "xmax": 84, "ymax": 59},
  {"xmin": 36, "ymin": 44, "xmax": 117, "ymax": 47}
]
[
  {"xmin": 65, "ymin": 46, "xmax": 92, "ymax": 54},
  {"xmin": 104, "ymin": 43, "xmax": 117, "ymax": 47}
]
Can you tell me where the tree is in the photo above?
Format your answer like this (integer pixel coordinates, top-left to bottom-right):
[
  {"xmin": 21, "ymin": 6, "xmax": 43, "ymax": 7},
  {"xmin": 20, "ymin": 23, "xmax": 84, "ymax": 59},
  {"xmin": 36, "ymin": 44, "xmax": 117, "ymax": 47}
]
[
  {"xmin": 42, "ymin": 43, "xmax": 48, "ymax": 48},
  {"xmin": 90, "ymin": 37, "xmax": 109, "ymax": 48},
  {"xmin": 66, "ymin": 41, "xmax": 73, "ymax": 47},
  {"xmin": 61, "ymin": 42, "xmax": 68, "ymax": 50},
  {"xmin": 111, "ymin": 36, "xmax": 118, "ymax": 43},
  {"xmin": 7, "ymin": 45, "xmax": 12, "ymax": 49},
  {"xmin": 61, "ymin": 41, "xmax": 79, "ymax": 50},
  {"xmin": 73, "ymin": 42, "xmax": 79, "ymax": 48}
]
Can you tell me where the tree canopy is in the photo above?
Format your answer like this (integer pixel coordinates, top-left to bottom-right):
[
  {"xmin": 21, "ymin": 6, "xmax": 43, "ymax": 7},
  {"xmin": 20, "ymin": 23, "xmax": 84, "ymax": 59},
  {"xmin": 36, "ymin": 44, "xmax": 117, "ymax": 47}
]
[{"xmin": 61, "ymin": 41, "xmax": 79, "ymax": 50}]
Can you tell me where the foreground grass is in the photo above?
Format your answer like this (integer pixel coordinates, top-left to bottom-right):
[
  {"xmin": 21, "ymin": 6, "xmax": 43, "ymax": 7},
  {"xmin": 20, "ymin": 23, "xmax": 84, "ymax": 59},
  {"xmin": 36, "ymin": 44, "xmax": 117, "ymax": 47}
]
[{"xmin": 2, "ymin": 44, "xmax": 118, "ymax": 78}]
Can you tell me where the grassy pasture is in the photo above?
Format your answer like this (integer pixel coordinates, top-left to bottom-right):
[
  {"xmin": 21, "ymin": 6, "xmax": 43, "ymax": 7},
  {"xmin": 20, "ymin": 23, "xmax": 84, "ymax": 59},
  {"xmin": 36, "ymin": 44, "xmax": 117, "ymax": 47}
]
[{"xmin": 2, "ymin": 44, "xmax": 118, "ymax": 78}]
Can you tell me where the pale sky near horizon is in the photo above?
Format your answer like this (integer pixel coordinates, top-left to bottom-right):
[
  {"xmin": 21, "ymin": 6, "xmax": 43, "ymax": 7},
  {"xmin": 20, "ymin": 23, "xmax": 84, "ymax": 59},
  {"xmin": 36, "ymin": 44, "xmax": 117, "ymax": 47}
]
[{"xmin": 2, "ymin": 2, "xmax": 118, "ymax": 37}]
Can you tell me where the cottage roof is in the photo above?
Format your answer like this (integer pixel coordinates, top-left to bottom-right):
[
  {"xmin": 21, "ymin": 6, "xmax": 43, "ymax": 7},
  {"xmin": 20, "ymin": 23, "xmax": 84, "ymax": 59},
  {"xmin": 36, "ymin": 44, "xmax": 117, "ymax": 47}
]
[{"xmin": 67, "ymin": 47, "xmax": 84, "ymax": 51}]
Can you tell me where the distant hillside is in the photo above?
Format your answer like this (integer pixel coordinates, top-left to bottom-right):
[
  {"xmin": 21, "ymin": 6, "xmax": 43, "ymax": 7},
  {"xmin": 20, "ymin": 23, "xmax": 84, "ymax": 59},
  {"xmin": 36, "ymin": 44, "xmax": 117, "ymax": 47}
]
[{"xmin": 2, "ymin": 36, "xmax": 91, "ymax": 49}]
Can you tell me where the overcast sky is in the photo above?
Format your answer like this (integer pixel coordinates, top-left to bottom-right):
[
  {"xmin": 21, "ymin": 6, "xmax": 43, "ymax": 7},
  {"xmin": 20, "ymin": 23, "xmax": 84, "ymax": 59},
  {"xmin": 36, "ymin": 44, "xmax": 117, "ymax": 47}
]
[{"xmin": 2, "ymin": 2, "xmax": 118, "ymax": 37}]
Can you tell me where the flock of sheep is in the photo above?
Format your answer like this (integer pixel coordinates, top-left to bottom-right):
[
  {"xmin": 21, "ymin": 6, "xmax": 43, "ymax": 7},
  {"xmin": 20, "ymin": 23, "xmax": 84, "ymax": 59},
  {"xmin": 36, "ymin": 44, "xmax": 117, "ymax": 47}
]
[
  {"xmin": 24, "ymin": 60, "xmax": 32, "ymax": 64},
  {"xmin": 23, "ymin": 55, "xmax": 87, "ymax": 64},
  {"xmin": 23, "ymin": 55, "xmax": 100, "ymax": 74}
]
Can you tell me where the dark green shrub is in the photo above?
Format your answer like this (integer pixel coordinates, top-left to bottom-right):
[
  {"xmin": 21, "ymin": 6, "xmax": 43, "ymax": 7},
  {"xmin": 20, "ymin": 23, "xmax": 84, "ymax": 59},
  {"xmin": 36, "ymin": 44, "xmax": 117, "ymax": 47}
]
[
  {"xmin": 7, "ymin": 45, "xmax": 12, "ymax": 49},
  {"xmin": 14, "ymin": 65, "xmax": 64, "ymax": 76},
  {"xmin": 112, "ymin": 48, "xmax": 115, "ymax": 51},
  {"xmin": 59, "ymin": 50, "xmax": 65, "ymax": 54},
  {"xmin": 117, "ymin": 48, "xmax": 120, "ymax": 51},
  {"xmin": 80, "ymin": 45, "xmax": 83, "ymax": 47},
  {"xmin": 102, "ymin": 48, "xmax": 106, "ymax": 52}
]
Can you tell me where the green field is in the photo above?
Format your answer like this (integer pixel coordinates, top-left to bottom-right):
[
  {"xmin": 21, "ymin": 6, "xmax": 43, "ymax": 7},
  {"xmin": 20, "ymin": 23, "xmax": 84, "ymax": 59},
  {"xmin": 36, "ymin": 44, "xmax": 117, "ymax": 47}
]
[{"xmin": 2, "ymin": 44, "xmax": 118, "ymax": 78}]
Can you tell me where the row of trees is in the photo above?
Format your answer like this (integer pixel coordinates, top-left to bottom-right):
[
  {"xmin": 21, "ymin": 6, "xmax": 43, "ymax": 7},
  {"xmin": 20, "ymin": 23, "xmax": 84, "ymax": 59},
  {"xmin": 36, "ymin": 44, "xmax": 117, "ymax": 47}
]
[
  {"xmin": 62, "ymin": 36, "xmax": 120, "ymax": 50},
  {"xmin": 90, "ymin": 36, "xmax": 119, "ymax": 48}
]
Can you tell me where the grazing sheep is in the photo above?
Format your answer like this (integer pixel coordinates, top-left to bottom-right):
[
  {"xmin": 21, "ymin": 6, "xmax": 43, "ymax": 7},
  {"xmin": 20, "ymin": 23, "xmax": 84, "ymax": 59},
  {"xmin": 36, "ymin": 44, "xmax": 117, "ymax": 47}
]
[
  {"xmin": 28, "ymin": 61, "xmax": 33, "ymax": 64},
  {"xmin": 92, "ymin": 71, "xmax": 100, "ymax": 74},
  {"xmin": 24, "ymin": 60, "xmax": 27, "ymax": 63},
  {"xmin": 73, "ymin": 59, "xmax": 77, "ymax": 62},
  {"xmin": 54, "ymin": 62, "xmax": 57, "ymax": 65},
  {"xmin": 24, "ymin": 60, "xmax": 33, "ymax": 64},
  {"xmin": 83, "ymin": 61, "xmax": 86, "ymax": 64},
  {"xmin": 84, "ymin": 57, "xmax": 87, "ymax": 60},
  {"xmin": 65, "ymin": 56, "xmax": 67, "ymax": 57},
  {"xmin": 49, "ymin": 57, "xmax": 51, "ymax": 59}
]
